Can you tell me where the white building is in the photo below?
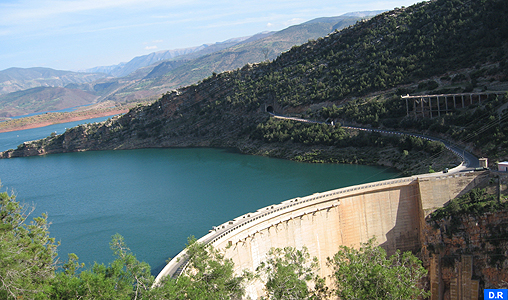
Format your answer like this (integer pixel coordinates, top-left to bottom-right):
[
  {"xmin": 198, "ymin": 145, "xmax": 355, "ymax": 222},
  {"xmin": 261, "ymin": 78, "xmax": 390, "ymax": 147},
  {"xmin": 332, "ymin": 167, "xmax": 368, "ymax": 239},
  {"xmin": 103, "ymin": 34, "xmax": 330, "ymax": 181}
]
[{"xmin": 498, "ymin": 162, "xmax": 508, "ymax": 172}]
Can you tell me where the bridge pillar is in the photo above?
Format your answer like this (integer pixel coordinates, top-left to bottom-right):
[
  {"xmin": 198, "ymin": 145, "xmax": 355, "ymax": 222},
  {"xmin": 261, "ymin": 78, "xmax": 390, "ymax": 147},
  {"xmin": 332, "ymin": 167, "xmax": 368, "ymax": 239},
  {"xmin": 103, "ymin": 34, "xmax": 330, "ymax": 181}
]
[
  {"xmin": 421, "ymin": 97, "xmax": 425, "ymax": 118},
  {"xmin": 430, "ymin": 97, "xmax": 433, "ymax": 118}
]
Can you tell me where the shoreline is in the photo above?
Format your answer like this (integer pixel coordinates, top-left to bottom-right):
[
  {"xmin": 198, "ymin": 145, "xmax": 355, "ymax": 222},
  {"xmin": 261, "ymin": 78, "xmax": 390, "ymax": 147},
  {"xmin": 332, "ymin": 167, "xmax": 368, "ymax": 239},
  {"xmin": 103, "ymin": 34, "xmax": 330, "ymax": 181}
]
[{"xmin": 0, "ymin": 109, "xmax": 128, "ymax": 133}]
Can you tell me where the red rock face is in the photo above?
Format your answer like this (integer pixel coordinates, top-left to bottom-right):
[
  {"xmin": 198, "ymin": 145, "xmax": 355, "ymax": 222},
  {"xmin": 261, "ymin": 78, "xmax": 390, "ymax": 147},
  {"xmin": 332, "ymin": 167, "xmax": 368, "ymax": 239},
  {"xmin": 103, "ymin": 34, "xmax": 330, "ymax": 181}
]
[{"xmin": 422, "ymin": 208, "xmax": 508, "ymax": 299}]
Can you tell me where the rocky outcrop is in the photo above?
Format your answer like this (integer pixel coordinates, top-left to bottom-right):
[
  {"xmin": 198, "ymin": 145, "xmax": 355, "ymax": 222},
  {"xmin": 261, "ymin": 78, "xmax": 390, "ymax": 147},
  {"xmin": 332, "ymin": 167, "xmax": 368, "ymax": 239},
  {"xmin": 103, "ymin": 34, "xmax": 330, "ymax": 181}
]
[{"xmin": 422, "ymin": 209, "xmax": 508, "ymax": 299}]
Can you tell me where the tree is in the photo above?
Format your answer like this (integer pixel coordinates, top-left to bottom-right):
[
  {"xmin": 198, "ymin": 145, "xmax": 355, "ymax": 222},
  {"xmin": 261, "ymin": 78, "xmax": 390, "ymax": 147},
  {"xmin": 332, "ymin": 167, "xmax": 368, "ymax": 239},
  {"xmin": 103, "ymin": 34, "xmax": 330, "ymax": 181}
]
[
  {"xmin": 327, "ymin": 238, "xmax": 429, "ymax": 300},
  {"xmin": 151, "ymin": 237, "xmax": 251, "ymax": 300},
  {"xmin": 50, "ymin": 234, "xmax": 154, "ymax": 300},
  {"xmin": 0, "ymin": 186, "xmax": 58, "ymax": 299},
  {"xmin": 256, "ymin": 247, "xmax": 329, "ymax": 300},
  {"xmin": 109, "ymin": 234, "xmax": 154, "ymax": 299}
]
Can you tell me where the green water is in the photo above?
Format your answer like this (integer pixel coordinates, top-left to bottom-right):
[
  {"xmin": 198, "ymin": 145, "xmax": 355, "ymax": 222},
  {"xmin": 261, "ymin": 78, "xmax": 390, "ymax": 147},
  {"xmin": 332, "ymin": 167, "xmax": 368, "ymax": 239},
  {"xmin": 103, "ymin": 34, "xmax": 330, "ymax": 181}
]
[{"xmin": 0, "ymin": 147, "xmax": 400, "ymax": 274}]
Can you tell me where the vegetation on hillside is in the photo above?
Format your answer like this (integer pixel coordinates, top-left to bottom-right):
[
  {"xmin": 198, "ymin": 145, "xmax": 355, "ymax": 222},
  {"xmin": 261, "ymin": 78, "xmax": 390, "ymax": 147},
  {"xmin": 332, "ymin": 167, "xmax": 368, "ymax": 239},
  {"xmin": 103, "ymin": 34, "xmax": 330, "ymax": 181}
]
[
  {"xmin": 253, "ymin": 118, "xmax": 446, "ymax": 154},
  {"xmin": 218, "ymin": 0, "xmax": 508, "ymax": 109},
  {"xmin": 249, "ymin": 117, "xmax": 454, "ymax": 174},
  {"xmin": 146, "ymin": 0, "xmax": 508, "ymax": 165},
  {"xmin": 193, "ymin": 0, "xmax": 508, "ymax": 162},
  {"xmin": 430, "ymin": 187, "xmax": 508, "ymax": 222}
]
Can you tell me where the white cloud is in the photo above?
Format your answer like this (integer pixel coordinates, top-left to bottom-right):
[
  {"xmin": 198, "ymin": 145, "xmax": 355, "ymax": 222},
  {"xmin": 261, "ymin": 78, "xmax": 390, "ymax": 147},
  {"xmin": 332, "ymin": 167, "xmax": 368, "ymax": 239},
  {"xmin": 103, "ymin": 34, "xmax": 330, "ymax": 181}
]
[{"xmin": 145, "ymin": 45, "xmax": 158, "ymax": 50}]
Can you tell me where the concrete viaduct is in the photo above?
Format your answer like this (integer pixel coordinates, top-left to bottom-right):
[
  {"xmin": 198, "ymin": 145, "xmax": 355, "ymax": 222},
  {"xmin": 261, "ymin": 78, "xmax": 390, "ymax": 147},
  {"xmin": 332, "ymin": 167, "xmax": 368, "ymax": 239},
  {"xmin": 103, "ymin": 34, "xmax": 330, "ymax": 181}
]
[
  {"xmin": 155, "ymin": 168, "xmax": 489, "ymax": 298},
  {"xmin": 401, "ymin": 92, "xmax": 506, "ymax": 118}
]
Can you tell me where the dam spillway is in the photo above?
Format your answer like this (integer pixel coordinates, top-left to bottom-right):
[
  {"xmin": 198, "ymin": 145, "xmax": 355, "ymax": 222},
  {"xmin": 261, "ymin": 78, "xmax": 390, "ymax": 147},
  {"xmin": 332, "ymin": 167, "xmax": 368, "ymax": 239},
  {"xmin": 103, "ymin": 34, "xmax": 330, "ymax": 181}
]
[{"xmin": 156, "ymin": 170, "xmax": 489, "ymax": 298}]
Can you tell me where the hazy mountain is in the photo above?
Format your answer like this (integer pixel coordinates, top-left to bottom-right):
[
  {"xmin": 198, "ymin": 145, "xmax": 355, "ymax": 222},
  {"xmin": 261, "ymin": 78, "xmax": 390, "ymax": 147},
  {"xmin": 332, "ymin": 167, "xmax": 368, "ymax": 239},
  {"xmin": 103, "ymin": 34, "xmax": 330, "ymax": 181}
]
[
  {"xmin": 0, "ymin": 86, "xmax": 98, "ymax": 118},
  {"xmin": 90, "ymin": 11, "xmax": 382, "ymax": 80},
  {"xmin": 83, "ymin": 34, "xmax": 274, "ymax": 78},
  {"xmin": 0, "ymin": 67, "xmax": 107, "ymax": 95},
  {"xmin": 83, "ymin": 45, "xmax": 207, "ymax": 77}
]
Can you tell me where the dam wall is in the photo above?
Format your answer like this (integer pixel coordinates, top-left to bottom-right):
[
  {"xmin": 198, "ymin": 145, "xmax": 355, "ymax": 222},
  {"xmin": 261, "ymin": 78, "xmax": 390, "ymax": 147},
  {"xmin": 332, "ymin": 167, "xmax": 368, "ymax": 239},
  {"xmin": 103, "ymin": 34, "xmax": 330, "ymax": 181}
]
[{"xmin": 155, "ymin": 171, "xmax": 489, "ymax": 298}]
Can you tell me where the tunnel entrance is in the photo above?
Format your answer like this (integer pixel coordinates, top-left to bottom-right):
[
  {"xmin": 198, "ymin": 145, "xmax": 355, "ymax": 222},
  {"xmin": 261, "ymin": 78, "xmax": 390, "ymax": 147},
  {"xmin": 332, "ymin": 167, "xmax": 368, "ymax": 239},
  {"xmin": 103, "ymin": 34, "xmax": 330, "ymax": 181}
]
[{"xmin": 266, "ymin": 106, "xmax": 274, "ymax": 113}]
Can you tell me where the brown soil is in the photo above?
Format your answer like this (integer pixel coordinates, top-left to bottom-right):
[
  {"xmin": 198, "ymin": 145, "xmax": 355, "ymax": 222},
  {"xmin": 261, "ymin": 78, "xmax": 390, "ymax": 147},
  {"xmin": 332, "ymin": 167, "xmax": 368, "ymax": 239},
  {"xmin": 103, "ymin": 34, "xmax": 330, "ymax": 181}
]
[{"xmin": 0, "ymin": 109, "xmax": 128, "ymax": 133}]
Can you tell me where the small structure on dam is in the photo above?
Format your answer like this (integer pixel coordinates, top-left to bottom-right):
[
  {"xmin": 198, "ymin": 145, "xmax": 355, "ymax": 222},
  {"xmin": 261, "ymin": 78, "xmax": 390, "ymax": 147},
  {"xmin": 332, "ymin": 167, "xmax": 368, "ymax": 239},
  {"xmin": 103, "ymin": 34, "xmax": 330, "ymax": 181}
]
[{"xmin": 156, "ymin": 170, "xmax": 489, "ymax": 299}]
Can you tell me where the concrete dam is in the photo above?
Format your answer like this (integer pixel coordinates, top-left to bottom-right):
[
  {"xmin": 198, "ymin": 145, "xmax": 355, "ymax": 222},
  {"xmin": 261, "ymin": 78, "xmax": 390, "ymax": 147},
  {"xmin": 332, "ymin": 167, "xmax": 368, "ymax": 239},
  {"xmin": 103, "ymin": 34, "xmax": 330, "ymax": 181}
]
[{"xmin": 156, "ymin": 170, "xmax": 488, "ymax": 298}]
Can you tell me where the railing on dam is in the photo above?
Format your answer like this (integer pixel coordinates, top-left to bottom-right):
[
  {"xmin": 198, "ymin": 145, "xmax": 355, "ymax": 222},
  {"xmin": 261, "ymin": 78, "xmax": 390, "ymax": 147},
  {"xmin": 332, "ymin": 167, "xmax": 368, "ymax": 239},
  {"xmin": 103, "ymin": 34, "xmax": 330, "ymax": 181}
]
[{"xmin": 206, "ymin": 177, "xmax": 416, "ymax": 245}]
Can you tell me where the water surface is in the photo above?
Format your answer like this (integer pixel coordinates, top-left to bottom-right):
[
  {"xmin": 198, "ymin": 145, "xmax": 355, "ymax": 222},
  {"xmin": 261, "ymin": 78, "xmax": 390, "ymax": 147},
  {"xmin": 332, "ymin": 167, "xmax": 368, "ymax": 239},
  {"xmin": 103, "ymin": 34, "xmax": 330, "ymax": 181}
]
[{"xmin": 0, "ymin": 122, "xmax": 400, "ymax": 274}]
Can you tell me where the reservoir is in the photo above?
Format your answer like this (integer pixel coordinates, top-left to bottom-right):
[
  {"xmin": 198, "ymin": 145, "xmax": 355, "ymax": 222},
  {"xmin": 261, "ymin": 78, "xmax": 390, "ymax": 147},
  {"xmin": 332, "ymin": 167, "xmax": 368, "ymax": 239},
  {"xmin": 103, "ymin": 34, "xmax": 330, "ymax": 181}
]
[{"xmin": 0, "ymin": 120, "xmax": 400, "ymax": 274}]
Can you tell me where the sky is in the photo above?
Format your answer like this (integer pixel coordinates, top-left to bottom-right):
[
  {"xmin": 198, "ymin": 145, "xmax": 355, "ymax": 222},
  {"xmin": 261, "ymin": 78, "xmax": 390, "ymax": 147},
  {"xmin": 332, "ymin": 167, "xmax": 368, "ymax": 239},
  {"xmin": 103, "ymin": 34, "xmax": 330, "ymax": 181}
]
[{"xmin": 0, "ymin": 0, "xmax": 422, "ymax": 72}]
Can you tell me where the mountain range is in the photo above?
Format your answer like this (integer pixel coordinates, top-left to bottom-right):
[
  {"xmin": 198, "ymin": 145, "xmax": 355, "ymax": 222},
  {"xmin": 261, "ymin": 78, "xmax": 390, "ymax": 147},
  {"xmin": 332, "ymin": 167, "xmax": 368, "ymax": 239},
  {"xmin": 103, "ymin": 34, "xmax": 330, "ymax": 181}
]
[
  {"xmin": 82, "ymin": 33, "xmax": 275, "ymax": 77},
  {"xmin": 0, "ymin": 12, "xmax": 382, "ymax": 117},
  {"xmin": 0, "ymin": 68, "xmax": 106, "ymax": 95}
]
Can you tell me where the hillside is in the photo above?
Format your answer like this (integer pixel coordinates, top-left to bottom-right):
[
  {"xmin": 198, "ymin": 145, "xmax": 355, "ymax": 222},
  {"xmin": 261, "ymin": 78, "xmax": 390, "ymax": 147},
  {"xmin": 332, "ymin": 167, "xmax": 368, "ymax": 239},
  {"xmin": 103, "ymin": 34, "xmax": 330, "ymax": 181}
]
[
  {"xmin": 0, "ymin": 67, "xmax": 107, "ymax": 95},
  {"xmin": 0, "ymin": 87, "xmax": 98, "ymax": 118},
  {"xmin": 2, "ymin": 0, "xmax": 507, "ymax": 173}
]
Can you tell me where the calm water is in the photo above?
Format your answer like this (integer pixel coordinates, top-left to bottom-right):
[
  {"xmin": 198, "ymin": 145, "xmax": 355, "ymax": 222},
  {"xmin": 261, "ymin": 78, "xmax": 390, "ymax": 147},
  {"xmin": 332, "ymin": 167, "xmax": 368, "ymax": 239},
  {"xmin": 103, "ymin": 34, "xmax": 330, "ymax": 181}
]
[
  {"xmin": 4, "ymin": 104, "xmax": 94, "ymax": 120},
  {"xmin": 0, "ymin": 120, "xmax": 400, "ymax": 274},
  {"xmin": 0, "ymin": 116, "xmax": 112, "ymax": 152}
]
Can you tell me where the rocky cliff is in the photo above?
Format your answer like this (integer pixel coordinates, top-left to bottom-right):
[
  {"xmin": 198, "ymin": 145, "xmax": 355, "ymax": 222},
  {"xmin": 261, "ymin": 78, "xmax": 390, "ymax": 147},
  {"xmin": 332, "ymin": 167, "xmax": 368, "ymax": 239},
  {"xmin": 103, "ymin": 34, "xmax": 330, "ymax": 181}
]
[{"xmin": 421, "ymin": 174, "xmax": 508, "ymax": 299}]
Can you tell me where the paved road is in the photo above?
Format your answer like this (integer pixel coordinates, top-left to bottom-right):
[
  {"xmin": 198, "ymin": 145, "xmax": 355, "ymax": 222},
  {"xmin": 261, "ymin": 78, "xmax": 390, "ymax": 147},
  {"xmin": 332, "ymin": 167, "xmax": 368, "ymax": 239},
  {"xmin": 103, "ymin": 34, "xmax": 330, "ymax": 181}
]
[{"xmin": 269, "ymin": 113, "xmax": 480, "ymax": 171}]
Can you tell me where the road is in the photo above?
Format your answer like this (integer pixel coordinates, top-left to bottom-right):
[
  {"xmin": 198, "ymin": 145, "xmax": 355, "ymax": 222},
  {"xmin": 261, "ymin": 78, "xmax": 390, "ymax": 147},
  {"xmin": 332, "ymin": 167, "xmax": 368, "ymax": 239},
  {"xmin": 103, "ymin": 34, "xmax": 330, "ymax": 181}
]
[{"xmin": 269, "ymin": 113, "xmax": 480, "ymax": 171}]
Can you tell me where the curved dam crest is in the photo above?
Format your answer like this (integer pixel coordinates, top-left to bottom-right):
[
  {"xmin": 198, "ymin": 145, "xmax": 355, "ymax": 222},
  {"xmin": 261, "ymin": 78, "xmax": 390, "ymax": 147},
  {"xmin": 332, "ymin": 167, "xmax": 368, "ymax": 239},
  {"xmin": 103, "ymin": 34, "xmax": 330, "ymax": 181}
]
[{"xmin": 156, "ymin": 170, "xmax": 489, "ymax": 299}]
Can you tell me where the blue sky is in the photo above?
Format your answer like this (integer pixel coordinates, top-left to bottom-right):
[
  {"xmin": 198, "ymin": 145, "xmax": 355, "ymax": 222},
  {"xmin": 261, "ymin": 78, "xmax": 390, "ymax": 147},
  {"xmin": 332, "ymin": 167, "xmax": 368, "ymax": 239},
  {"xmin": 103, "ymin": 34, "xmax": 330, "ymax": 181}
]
[{"xmin": 0, "ymin": 0, "xmax": 421, "ymax": 72}]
